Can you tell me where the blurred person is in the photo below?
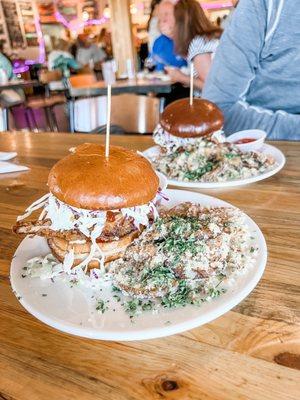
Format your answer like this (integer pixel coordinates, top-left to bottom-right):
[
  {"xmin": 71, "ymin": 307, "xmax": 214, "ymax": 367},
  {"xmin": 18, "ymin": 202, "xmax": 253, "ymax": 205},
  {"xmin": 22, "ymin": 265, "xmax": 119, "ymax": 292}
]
[
  {"xmin": 158, "ymin": 0, "xmax": 174, "ymax": 38},
  {"xmin": 0, "ymin": 43, "xmax": 13, "ymax": 79},
  {"xmin": 98, "ymin": 28, "xmax": 112, "ymax": 58},
  {"xmin": 48, "ymin": 38, "xmax": 77, "ymax": 70},
  {"xmin": 165, "ymin": 0, "xmax": 222, "ymax": 94},
  {"xmin": 203, "ymin": 0, "xmax": 300, "ymax": 140},
  {"xmin": 76, "ymin": 34, "xmax": 106, "ymax": 69},
  {"xmin": 48, "ymin": 39, "xmax": 79, "ymax": 77},
  {"xmin": 0, "ymin": 40, "xmax": 12, "ymax": 65},
  {"xmin": 147, "ymin": 0, "xmax": 162, "ymax": 53},
  {"xmin": 0, "ymin": 46, "xmax": 25, "ymax": 108},
  {"xmin": 151, "ymin": 0, "xmax": 186, "ymax": 71}
]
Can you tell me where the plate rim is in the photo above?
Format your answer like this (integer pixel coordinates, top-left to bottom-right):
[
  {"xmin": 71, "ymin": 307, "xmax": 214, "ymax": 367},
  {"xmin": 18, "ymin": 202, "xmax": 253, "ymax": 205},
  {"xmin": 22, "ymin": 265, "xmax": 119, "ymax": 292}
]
[
  {"xmin": 10, "ymin": 189, "xmax": 267, "ymax": 341},
  {"xmin": 143, "ymin": 143, "xmax": 286, "ymax": 189}
]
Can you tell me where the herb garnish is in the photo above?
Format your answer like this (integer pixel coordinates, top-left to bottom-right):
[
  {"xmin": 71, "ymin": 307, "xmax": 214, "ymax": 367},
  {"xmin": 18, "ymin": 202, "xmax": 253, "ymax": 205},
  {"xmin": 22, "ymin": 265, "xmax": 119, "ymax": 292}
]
[
  {"xmin": 184, "ymin": 162, "xmax": 214, "ymax": 180},
  {"xmin": 96, "ymin": 299, "xmax": 108, "ymax": 314},
  {"xmin": 124, "ymin": 299, "xmax": 155, "ymax": 318}
]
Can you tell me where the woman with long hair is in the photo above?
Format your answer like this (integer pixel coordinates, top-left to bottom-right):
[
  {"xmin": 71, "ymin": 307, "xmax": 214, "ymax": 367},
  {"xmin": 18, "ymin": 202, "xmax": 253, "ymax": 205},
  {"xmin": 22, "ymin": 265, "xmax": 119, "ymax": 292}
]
[
  {"xmin": 165, "ymin": 0, "xmax": 222, "ymax": 93},
  {"xmin": 147, "ymin": 0, "xmax": 162, "ymax": 52}
]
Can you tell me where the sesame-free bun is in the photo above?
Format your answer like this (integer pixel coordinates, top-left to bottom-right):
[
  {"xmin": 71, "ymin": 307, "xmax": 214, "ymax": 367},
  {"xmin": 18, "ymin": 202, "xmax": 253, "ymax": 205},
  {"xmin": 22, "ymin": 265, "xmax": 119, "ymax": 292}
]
[
  {"xmin": 160, "ymin": 98, "xmax": 224, "ymax": 138},
  {"xmin": 48, "ymin": 143, "xmax": 159, "ymax": 210}
]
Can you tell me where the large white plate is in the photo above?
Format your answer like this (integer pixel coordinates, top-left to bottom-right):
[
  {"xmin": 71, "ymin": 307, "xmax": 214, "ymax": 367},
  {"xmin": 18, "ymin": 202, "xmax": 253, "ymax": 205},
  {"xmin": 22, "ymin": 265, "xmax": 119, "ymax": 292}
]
[
  {"xmin": 143, "ymin": 144, "xmax": 285, "ymax": 189},
  {"xmin": 10, "ymin": 190, "xmax": 267, "ymax": 341}
]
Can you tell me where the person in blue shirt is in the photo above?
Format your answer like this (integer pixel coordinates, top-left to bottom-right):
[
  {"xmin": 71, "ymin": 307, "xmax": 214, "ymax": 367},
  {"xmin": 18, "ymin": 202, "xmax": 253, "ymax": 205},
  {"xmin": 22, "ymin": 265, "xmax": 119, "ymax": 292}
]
[
  {"xmin": 151, "ymin": 1, "xmax": 186, "ymax": 71},
  {"xmin": 150, "ymin": 1, "xmax": 188, "ymax": 105},
  {"xmin": 152, "ymin": 34, "xmax": 187, "ymax": 71}
]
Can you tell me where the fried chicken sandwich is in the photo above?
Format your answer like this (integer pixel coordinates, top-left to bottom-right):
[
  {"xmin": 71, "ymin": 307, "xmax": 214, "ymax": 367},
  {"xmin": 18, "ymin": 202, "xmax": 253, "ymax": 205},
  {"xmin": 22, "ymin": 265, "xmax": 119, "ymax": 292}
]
[{"xmin": 13, "ymin": 143, "xmax": 160, "ymax": 270}]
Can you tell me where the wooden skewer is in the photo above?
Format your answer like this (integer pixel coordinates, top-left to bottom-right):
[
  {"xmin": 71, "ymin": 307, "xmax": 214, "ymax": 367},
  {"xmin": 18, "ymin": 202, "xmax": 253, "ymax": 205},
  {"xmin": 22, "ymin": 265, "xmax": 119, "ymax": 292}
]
[
  {"xmin": 189, "ymin": 61, "xmax": 194, "ymax": 106},
  {"xmin": 105, "ymin": 84, "xmax": 112, "ymax": 158}
]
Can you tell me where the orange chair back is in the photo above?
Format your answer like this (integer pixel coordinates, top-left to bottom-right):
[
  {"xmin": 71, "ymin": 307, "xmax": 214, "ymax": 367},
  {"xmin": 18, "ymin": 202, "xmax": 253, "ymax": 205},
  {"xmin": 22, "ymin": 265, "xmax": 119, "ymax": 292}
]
[{"xmin": 69, "ymin": 74, "xmax": 97, "ymax": 88}]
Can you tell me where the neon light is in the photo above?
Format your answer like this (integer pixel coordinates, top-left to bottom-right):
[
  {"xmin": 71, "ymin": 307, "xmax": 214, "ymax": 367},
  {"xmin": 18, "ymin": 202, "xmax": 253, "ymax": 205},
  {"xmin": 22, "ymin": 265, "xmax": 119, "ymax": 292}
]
[
  {"xmin": 54, "ymin": 10, "xmax": 69, "ymax": 28},
  {"xmin": 13, "ymin": 3, "xmax": 107, "ymax": 71},
  {"xmin": 35, "ymin": 13, "xmax": 46, "ymax": 64},
  {"xmin": 12, "ymin": 63, "xmax": 29, "ymax": 74}
]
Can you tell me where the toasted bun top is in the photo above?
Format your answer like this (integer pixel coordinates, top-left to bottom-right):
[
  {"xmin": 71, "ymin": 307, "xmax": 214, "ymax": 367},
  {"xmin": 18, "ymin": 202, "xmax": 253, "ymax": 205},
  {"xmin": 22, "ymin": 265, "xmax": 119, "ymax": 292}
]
[
  {"xmin": 160, "ymin": 98, "xmax": 224, "ymax": 138},
  {"xmin": 48, "ymin": 143, "xmax": 159, "ymax": 210}
]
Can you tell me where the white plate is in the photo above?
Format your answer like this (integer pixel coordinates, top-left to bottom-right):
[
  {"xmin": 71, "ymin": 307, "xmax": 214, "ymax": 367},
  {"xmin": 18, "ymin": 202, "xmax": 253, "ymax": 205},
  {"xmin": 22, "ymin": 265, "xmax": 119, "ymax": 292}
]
[
  {"xmin": 156, "ymin": 171, "xmax": 167, "ymax": 191},
  {"xmin": 143, "ymin": 144, "xmax": 285, "ymax": 189},
  {"xmin": 10, "ymin": 190, "xmax": 267, "ymax": 341},
  {"xmin": 0, "ymin": 161, "xmax": 29, "ymax": 174},
  {"xmin": 0, "ymin": 151, "xmax": 17, "ymax": 161}
]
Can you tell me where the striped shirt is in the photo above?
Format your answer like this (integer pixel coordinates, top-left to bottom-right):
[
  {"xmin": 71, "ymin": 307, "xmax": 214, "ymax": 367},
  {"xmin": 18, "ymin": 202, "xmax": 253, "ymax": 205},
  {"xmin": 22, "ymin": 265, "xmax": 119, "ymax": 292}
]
[
  {"xmin": 188, "ymin": 36, "xmax": 219, "ymax": 65},
  {"xmin": 187, "ymin": 36, "xmax": 219, "ymax": 96}
]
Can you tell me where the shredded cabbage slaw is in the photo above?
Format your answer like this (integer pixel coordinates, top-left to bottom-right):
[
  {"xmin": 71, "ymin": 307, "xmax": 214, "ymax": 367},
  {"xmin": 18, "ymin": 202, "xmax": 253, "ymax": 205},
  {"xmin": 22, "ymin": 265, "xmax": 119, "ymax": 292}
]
[
  {"xmin": 18, "ymin": 192, "xmax": 160, "ymax": 275},
  {"xmin": 153, "ymin": 124, "xmax": 225, "ymax": 154}
]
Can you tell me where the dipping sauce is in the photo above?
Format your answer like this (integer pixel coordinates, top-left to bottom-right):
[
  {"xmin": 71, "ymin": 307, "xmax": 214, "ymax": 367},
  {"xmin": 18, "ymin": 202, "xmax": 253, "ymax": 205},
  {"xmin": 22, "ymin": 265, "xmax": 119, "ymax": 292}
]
[{"xmin": 234, "ymin": 138, "xmax": 256, "ymax": 144}]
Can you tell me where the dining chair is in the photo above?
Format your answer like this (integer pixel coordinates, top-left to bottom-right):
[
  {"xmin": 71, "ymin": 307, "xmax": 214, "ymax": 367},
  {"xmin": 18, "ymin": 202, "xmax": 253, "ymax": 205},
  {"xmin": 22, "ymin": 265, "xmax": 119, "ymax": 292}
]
[
  {"xmin": 0, "ymin": 88, "xmax": 26, "ymax": 131},
  {"xmin": 65, "ymin": 73, "xmax": 98, "ymax": 132},
  {"xmin": 110, "ymin": 93, "xmax": 160, "ymax": 134},
  {"xmin": 68, "ymin": 74, "xmax": 97, "ymax": 88},
  {"xmin": 73, "ymin": 93, "xmax": 160, "ymax": 135},
  {"xmin": 25, "ymin": 69, "xmax": 66, "ymax": 132}
]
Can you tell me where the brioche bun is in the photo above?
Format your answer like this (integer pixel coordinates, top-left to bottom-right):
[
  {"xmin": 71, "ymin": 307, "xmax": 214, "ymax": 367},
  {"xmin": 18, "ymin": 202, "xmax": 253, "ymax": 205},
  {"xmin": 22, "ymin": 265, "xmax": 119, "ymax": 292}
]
[
  {"xmin": 48, "ymin": 230, "xmax": 140, "ymax": 269},
  {"xmin": 48, "ymin": 143, "xmax": 159, "ymax": 210},
  {"xmin": 160, "ymin": 98, "xmax": 224, "ymax": 138}
]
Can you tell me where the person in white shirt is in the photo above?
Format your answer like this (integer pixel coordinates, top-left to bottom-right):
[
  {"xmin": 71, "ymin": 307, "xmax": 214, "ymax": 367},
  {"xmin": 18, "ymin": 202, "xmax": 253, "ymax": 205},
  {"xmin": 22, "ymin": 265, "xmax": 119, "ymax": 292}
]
[{"xmin": 76, "ymin": 34, "xmax": 106, "ymax": 69}]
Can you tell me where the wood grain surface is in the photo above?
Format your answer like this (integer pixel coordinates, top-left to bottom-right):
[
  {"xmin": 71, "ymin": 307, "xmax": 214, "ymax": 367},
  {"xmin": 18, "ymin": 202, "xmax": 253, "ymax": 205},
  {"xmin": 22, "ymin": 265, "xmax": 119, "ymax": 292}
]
[
  {"xmin": 0, "ymin": 131, "xmax": 299, "ymax": 400},
  {"xmin": 69, "ymin": 77, "xmax": 172, "ymax": 97}
]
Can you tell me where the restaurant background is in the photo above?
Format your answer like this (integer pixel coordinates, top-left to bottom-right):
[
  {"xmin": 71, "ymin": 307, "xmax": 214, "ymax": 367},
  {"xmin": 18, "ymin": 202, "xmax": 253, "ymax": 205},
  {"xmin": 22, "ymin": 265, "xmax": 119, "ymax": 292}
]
[
  {"xmin": 0, "ymin": 1, "xmax": 299, "ymax": 399},
  {"xmin": 0, "ymin": 0, "xmax": 232, "ymax": 75}
]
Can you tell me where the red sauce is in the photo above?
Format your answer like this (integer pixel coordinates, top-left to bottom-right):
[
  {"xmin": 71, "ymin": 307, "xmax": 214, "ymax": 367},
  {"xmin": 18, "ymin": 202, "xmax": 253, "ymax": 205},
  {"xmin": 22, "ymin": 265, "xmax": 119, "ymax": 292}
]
[{"xmin": 234, "ymin": 138, "xmax": 256, "ymax": 144}]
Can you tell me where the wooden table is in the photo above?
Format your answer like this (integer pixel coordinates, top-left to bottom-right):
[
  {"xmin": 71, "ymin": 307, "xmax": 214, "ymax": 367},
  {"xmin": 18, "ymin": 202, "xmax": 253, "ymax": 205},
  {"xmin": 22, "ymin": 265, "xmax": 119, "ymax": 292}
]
[
  {"xmin": 0, "ymin": 132, "xmax": 299, "ymax": 400},
  {"xmin": 68, "ymin": 78, "xmax": 172, "ymax": 97},
  {"xmin": 0, "ymin": 79, "xmax": 41, "ymax": 92}
]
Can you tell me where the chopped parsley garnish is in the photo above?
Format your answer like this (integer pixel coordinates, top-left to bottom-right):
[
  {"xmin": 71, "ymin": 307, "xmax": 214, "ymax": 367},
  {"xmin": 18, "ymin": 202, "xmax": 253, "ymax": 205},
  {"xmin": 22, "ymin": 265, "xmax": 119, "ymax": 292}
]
[
  {"xmin": 161, "ymin": 280, "xmax": 191, "ymax": 308},
  {"xmin": 208, "ymin": 287, "xmax": 225, "ymax": 298},
  {"xmin": 183, "ymin": 162, "xmax": 214, "ymax": 181},
  {"xmin": 110, "ymin": 206, "xmax": 254, "ymax": 320},
  {"xmin": 96, "ymin": 299, "xmax": 108, "ymax": 314},
  {"xmin": 141, "ymin": 265, "xmax": 175, "ymax": 287},
  {"xmin": 225, "ymin": 153, "xmax": 238, "ymax": 159},
  {"xmin": 124, "ymin": 299, "xmax": 155, "ymax": 318},
  {"xmin": 154, "ymin": 216, "xmax": 205, "ymax": 261},
  {"xmin": 113, "ymin": 294, "xmax": 121, "ymax": 302}
]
